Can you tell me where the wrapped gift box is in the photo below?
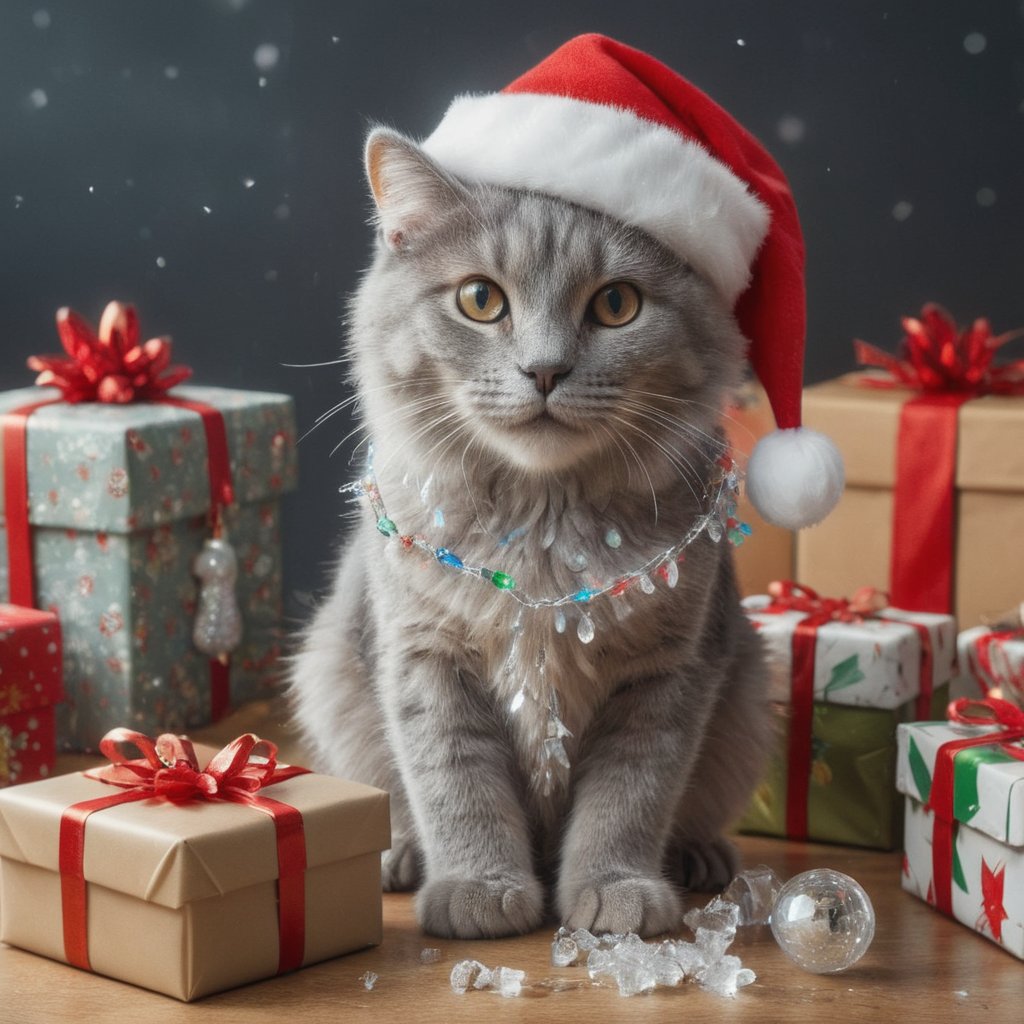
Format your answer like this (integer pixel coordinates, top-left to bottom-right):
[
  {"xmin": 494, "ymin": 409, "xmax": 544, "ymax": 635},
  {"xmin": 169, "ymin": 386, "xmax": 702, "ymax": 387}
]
[
  {"xmin": 953, "ymin": 625, "xmax": 1024, "ymax": 709},
  {"xmin": 738, "ymin": 593, "xmax": 955, "ymax": 848},
  {"xmin": 0, "ymin": 385, "xmax": 297, "ymax": 751},
  {"xmin": 897, "ymin": 714, "xmax": 1024, "ymax": 959},
  {"xmin": 795, "ymin": 374, "xmax": 1024, "ymax": 626},
  {"xmin": 0, "ymin": 604, "xmax": 63, "ymax": 786},
  {"xmin": 0, "ymin": 742, "xmax": 391, "ymax": 1000},
  {"xmin": 722, "ymin": 380, "xmax": 794, "ymax": 598}
]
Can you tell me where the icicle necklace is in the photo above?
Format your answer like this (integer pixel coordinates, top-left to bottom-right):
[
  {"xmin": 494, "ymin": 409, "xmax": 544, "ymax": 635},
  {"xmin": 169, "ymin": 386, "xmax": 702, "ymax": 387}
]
[{"xmin": 344, "ymin": 445, "xmax": 750, "ymax": 794}]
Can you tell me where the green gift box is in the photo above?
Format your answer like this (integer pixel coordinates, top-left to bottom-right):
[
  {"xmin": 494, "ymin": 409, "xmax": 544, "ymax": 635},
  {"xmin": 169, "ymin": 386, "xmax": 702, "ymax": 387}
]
[
  {"xmin": 0, "ymin": 384, "xmax": 298, "ymax": 752},
  {"xmin": 737, "ymin": 594, "xmax": 955, "ymax": 849}
]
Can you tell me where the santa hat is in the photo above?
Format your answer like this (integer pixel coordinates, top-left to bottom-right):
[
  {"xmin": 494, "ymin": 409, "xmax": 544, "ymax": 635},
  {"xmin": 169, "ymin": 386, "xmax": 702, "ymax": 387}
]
[{"xmin": 421, "ymin": 33, "xmax": 843, "ymax": 530}]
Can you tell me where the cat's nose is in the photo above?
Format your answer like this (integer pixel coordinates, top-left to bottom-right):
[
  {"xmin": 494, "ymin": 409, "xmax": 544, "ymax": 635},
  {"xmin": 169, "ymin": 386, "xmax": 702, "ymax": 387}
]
[{"xmin": 520, "ymin": 362, "xmax": 572, "ymax": 397}]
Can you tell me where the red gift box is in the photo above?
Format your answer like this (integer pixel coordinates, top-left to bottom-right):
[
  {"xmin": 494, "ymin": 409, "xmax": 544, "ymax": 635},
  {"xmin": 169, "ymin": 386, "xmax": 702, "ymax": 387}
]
[{"xmin": 0, "ymin": 604, "xmax": 63, "ymax": 786}]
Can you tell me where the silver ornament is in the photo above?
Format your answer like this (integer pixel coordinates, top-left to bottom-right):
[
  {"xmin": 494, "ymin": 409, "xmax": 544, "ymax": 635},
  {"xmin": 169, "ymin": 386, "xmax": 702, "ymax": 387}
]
[{"xmin": 192, "ymin": 537, "xmax": 243, "ymax": 659}]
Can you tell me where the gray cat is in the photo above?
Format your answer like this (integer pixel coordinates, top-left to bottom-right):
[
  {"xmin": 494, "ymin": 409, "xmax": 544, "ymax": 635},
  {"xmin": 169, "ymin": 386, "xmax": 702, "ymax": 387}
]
[{"xmin": 288, "ymin": 128, "xmax": 773, "ymax": 939}]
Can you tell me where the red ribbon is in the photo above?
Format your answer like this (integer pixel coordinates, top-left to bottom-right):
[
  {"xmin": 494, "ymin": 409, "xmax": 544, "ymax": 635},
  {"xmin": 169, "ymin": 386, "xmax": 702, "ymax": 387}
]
[
  {"xmin": 760, "ymin": 581, "xmax": 936, "ymax": 838},
  {"xmin": 968, "ymin": 630, "xmax": 1024, "ymax": 698},
  {"xmin": 855, "ymin": 304, "xmax": 1024, "ymax": 615},
  {"xmin": 59, "ymin": 727, "xmax": 310, "ymax": 974},
  {"xmin": 926, "ymin": 698, "xmax": 1024, "ymax": 917},
  {"xmin": 4, "ymin": 302, "xmax": 235, "ymax": 720}
]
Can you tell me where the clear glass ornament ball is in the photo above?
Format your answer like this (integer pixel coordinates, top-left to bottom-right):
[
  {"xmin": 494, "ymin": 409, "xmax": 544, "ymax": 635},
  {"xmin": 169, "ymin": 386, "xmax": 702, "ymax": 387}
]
[{"xmin": 770, "ymin": 869, "xmax": 875, "ymax": 973}]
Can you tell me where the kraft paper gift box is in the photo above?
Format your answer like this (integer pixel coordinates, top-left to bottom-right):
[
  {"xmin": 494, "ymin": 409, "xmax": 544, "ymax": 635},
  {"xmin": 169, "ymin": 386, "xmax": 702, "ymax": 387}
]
[
  {"xmin": 952, "ymin": 624, "xmax": 1024, "ymax": 709},
  {"xmin": 795, "ymin": 374, "xmax": 1024, "ymax": 627},
  {"xmin": 738, "ymin": 591, "xmax": 955, "ymax": 849},
  {"xmin": 0, "ymin": 384, "xmax": 297, "ymax": 751},
  {"xmin": 0, "ymin": 733, "xmax": 391, "ymax": 1000},
  {"xmin": 722, "ymin": 380, "xmax": 794, "ymax": 598},
  {"xmin": 0, "ymin": 604, "xmax": 63, "ymax": 786},
  {"xmin": 897, "ymin": 705, "xmax": 1024, "ymax": 959}
]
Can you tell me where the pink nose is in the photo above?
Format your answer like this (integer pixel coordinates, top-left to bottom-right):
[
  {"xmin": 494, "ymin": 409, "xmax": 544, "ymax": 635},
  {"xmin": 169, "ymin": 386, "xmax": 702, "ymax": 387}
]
[{"xmin": 521, "ymin": 363, "xmax": 571, "ymax": 396}]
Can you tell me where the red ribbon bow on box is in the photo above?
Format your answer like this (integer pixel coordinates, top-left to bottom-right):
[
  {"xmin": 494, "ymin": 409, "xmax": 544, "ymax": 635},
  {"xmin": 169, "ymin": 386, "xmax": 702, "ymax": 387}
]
[
  {"xmin": 854, "ymin": 304, "xmax": 1024, "ymax": 615},
  {"xmin": 61, "ymin": 728, "xmax": 310, "ymax": 975},
  {"xmin": 927, "ymin": 698, "xmax": 1024, "ymax": 919},
  {"xmin": 4, "ymin": 301, "xmax": 236, "ymax": 720},
  {"xmin": 760, "ymin": 581, "xmax": 936, "ymax": 840}
]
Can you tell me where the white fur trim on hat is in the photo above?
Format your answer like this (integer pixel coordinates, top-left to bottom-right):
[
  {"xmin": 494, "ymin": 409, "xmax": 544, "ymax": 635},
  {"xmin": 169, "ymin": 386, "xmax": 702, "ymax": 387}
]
[
  {"xmin": 422, "ymin": 92, "xmax": 770, "ymax": 305},
  {"xmin": 745, "ymin": 428, "xmax": 845, "ymax": 530}
]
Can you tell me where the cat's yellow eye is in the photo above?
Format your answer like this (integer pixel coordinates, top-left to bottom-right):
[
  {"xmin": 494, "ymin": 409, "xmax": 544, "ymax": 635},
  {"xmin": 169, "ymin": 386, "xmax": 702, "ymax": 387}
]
[
  {"xmin": 589, "ymin": 282, "xmax": 641, "ymax": 327},
  {"xmin": 456, "ymin": 278, "xmax": 508, "ymax": 323}
]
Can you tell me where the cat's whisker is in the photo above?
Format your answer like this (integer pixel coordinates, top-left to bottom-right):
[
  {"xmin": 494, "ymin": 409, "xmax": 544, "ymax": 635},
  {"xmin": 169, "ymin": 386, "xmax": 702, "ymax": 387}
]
[
  {"xmin": 615, "ymin": 416, "xmax": 703, "ymax": 506},
  {"xmin": 327, "ymin": 395, "xmax": 455, "ymax": 460},
  {"xmin": 616, "ymin": 401, "xmax": 723, "ymax": 484},
  {"xmin": 608, "ymin": 416, "xmax": 659, "ymax": 524},
  {"xmin": 617, "ymin": 395, "xmax": 728, "ymax": 455},
  {"xmin": 621, "ymin": 386, "xmax": 758, "ymax": 448}
]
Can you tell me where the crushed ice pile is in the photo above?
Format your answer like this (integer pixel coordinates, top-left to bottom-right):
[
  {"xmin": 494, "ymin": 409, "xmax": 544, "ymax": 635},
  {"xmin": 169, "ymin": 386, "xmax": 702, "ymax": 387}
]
[
  {"xmin": 420, "ymin": 947, "xmax": 443, "ymax": 964},
  {"xmin": 547, "ymin": 865, "xmax": 783, "ymax": 999},
  {"xmin": 359, "ymin": 970, "xmax": 378, "ymax": 991},
  {"xmin": 450, "ymin": 959, "xmax": 526, "ymax": 998}
]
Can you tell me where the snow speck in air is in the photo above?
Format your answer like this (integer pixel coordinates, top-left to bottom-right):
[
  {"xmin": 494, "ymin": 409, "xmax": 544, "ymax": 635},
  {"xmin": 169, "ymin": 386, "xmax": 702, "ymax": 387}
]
[
  {"xmin": 164, "ymin": 65, "xmax": 180, "ymax": 80},
  {"xmin": 202, "ymin": 205, "xmax": 212, "ymax": 214},
  {"xmin": 963, "ymin": 33, "xmax": 986, "ymax": 55},
  {"xmin": 253, "ymin": 43, "xmax": 280, "ymax": 72},
  {"xmin": 139, "ymin": 226, "xmax": 152, "ymax": 240},
  {"xmin": 121, "ymin": 67, "xmax": 132, "ymax": 80},
  {"xmin": 28, "ymin": 89, "xmax": 48, "ymax": 109},
  {"xmin": 331, "ymin": 35, "xmax": 340, "ymax": 44},
  {"xmin": 13, "ymin": 195, "xmax": 25, "ymax": 209},
  {"xmin": 274, "ymin": 203, "xmax": 290, "ymax": 221},
  {"xmin": 265, "ymin": 269, "xmax": 279, "ymax": 283},
  {"xmin": 243, "ymin": 177, "xmax": 256, "ymax": 189},
  {"xmin": 736, "ymin": 38, "xmax": 746, "ymax": 47},
  {"xmin": 124, "ymin": 178, "xmax": 135, "ymax": 187},
  {"xmin": 777, "ymin": 115, "xmax": 806, "ymax": 144},
  {"xmin": 975, "ymin": 187, "xmax": 996, "ymax": 207},
  {"xmin": 258, "ymin": 76, "xmax": 267, "ymax": 88},
  {"xmin": 32, "ymin": 9, "xmax": 51, "ymax": 28},
  {"xmin": 892, "ymin": 201, "xmax": 913, "ymax": 222},
  {"xmin": 156, "ymin": 256, "xmax": 167, "ymax": 268},
  {"xmin": 87, "ymin": 185, "xmax": 95, "ymax": 194}
]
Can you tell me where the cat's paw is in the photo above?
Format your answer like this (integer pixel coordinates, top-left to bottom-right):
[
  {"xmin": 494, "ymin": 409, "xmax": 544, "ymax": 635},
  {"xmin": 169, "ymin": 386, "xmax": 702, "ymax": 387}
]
[
  {"xmin": 416, "ymin": 873, "xmax": 544, "ymax": 938},
  {"xmin": 668, "ymin": 836, "xmax": 739, "ymax": 892},
  {"xmin": 561, "ymin": 875, "xmax": 681, "ymax": 937},
  {"xmin": 381, "ymin": 834, "xmax": 422, "ymax": 892}
]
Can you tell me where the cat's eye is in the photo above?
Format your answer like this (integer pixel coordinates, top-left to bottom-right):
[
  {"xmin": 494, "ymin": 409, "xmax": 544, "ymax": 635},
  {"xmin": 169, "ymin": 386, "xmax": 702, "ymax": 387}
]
[
  {"xmin": 456, "ymin": 278, "xmax": 508, "ymax": 323},
  {"xmin": 589, "ymin": 282, "xmax": 641, "ymax": 327}
]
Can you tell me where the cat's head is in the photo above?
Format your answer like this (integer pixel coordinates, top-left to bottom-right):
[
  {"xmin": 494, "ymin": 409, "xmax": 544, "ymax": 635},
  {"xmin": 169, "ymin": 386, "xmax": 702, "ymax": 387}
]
[{"xmin": 349, "ymin": 128, "xmax": 747, "ymax": 486}]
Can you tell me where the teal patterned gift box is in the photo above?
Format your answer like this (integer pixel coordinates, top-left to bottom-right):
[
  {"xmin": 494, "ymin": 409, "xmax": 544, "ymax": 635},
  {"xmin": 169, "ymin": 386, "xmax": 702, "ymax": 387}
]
[{"xmin": 0, "ymin": 384, "xmax": 297, "ymax": 751}]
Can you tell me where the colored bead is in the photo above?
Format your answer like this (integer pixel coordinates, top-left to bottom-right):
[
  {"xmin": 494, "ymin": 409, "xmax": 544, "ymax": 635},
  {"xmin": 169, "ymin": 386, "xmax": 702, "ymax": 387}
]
[
  {"xmin": 639, "ymin": 574, "xmax": 655, "ymax": 595},
  {"xmin": 510, "ymin": 687, "xmax": 526, "ymax": 713},
  {"xmin": 435, "ymin": 547, "xmax": 463, "ymax": 569},
  {"xmin": 571, "ymin": 588, "xmax": 596, "ymax": 603},
  {"xmin": 610, "ymin": 578, "xmax": 631, "ymax": 597},
  {"xmin": 433, "ymin": 507, "xmax": 446, "ymax": 528},
  {"xmin": 554, "ymin": 609, "xmax": 567, "ymax": 634},
  {"xmin": 490, "ymin": 571, "xmax": 515, "ymax": 590},
  {"xmin": 377, "ymin": 516, "xmax": 397, "ymax": 536},
  {"xmin": 664, "ymin": 559, "xmax": 679, "ymax": 588},
  {"xmin": 567, "ymin": 552, "xmax": 588, "ymax": 572},
  {"xmin": 604, "ymin": 529, "xmax": 622, "ymax": 549}
]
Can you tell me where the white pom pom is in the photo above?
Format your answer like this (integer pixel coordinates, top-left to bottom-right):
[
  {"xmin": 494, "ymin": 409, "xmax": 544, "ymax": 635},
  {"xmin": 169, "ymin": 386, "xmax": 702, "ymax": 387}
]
[{"xmin": 745, "ymin": 428, "xmax": 845, "ymax": 530}]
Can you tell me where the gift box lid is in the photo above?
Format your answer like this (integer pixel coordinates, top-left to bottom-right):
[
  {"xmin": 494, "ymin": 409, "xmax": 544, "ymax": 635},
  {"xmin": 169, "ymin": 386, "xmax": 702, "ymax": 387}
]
[
  {"xmin": 0, "ymin": 767, "xmax": 390, "ymax": 909},
  {"xmin": 0, "ymin": 604, "xmax": 63, "ymax": 713},
  {"xmin": 0, "ymin": 385, "xmax": 297, "ymax": 533},
  {"xmin": 896, "ymin": 720, "xmax": 1024, "ymax": 848},
  {"xmin": 744, "ymin": 595, "xmax": 955, "ymax": 709},
  {"xmin": 803, "ymin": 374, "xmax": 1024, "ymax": 493}
]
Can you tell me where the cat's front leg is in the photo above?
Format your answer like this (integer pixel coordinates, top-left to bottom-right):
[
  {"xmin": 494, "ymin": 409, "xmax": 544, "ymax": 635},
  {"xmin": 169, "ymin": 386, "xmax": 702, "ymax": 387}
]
[
  {"xmin": 557, "ymin": 672, "xmax": 712, "ymax": 937},
  {"xmin": 378, "ymin": 638, "xmax": 543, "ymax": 939}
]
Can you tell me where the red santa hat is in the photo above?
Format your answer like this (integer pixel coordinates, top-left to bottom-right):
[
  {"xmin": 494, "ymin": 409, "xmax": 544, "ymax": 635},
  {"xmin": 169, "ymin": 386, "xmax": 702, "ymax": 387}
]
[{"xmin": 421, "ymin": 33, "xmax": 844, "ymax": 529}]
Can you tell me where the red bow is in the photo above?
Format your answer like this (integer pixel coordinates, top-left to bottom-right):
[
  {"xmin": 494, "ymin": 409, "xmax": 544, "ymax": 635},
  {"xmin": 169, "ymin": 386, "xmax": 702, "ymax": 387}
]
[
  {"xmin": 853, "ymin": 302, "xmax": 1024, "ymax": 395},
  {"xmin": 84, "ymin": 727, "xmax": 300, "ymax": 800},
  {"xmin": 764, "ymin": 580, "xmax": 889, "ymax": 622},
  {"xmin": 27, "ymin": 301, "xmax": 192, "ymax": 403},
  {"xmin": 945, "ymin": 695, "xmax": 1024, "ymax": 735}
]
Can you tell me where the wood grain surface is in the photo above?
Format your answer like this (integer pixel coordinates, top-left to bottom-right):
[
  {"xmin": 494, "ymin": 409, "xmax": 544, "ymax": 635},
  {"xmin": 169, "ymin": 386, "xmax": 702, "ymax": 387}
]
[{"xmin": 1, "ymin": 700, "xmax": 1019, "ymax": 1024}]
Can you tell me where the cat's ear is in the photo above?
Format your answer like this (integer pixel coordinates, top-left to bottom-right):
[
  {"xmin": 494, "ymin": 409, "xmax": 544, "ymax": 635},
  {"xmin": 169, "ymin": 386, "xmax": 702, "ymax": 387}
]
[{"xmin": 365, "ymin": 127, "xmax": 468, "ymax": 252}]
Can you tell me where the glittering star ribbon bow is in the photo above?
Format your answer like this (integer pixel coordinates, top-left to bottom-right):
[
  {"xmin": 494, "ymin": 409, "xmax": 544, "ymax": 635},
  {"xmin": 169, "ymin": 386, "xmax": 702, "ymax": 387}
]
[{"xmin": 27, "ymin": 300, "xmax": 192, "ymax": 404}]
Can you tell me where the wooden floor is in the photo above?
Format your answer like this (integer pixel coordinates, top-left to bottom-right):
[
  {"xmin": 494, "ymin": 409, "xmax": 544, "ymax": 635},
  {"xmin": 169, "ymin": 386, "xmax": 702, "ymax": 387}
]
[{"xmin": 1, "ymin": 700, "xmax": 1020, "ymax": 1024}]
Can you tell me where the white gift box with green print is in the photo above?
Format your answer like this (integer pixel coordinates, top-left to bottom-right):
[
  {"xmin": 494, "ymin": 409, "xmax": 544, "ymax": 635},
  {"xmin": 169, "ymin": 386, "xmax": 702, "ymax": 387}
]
[
  {"xmin": 896, "ymin": 718, "xmax": 1024, "ymax": 959},
  {"xmin": 953, "ymin": 624, "xmax": 1024, "ymax": 709}
]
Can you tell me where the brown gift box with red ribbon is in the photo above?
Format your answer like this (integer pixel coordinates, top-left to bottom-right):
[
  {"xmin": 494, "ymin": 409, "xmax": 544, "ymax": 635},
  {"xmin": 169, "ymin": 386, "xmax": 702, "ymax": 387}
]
[
  {"xmin": 0, "ymin": 604, "xmax": 63, "ymax": 786},
  {"xmin": 0, "ymin": 729, "xmax": 391, "ymax": 1000},
  {"xmin": 0, "ymin": 302, "xmax": 298, "ymax": 751},
  {"xmin": 795, "ymin": 305, "xmax": 1024, "ymax": 627}
]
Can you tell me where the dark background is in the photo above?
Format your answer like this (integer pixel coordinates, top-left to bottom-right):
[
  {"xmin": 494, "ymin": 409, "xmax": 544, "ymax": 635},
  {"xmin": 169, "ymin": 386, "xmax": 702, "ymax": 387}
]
[{"xmin": 1, "ymin": 0, "xmax": 1021, "ymax": 610}]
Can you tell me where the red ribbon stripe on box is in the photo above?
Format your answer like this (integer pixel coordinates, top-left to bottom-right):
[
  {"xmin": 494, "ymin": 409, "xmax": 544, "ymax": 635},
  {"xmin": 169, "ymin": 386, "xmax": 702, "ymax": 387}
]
[
  {"xmin": 3, "ymin": 302, "xmax": 235, "ymax": 721},
  {"xmin": 855, "ymin": 304, "xmax": 1024, "ymax": 614},
  {"xmin": 59, "ymin": 727, "xmax": 310, "ymax": 974},
  {"xmin": 759, "ymin": 581, "xmax": 936, "ymax": 840},
  {"xmin": 925, "ymin": 698, "xmax": 1024, "ymax": 918}
]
